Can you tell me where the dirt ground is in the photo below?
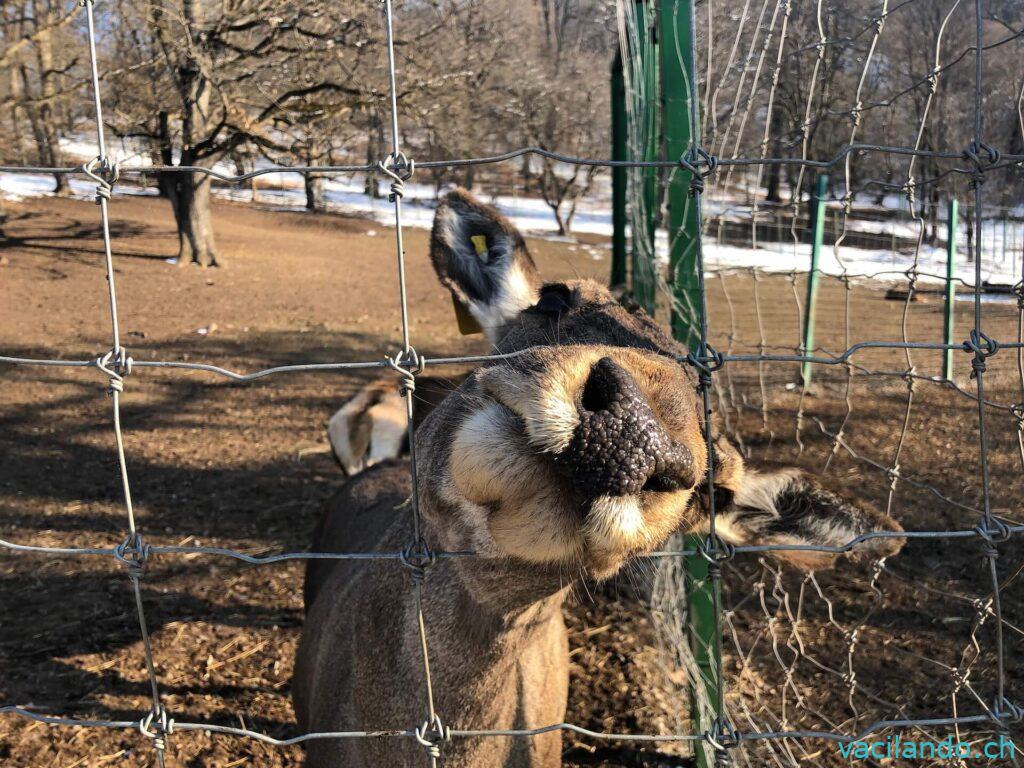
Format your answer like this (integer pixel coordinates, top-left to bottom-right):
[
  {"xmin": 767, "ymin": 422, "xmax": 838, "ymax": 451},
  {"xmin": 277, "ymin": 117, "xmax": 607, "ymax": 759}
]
[{"xmin": 1, "ymin": 193, "xmax": 1021, "ymax": 767}]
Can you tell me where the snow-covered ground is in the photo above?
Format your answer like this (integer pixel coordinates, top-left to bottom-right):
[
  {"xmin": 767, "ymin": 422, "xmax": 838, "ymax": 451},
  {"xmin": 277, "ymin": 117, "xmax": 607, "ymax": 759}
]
[{"xmin": 3, "ymin": 134, "xmax": 1021, "ymax": 290}]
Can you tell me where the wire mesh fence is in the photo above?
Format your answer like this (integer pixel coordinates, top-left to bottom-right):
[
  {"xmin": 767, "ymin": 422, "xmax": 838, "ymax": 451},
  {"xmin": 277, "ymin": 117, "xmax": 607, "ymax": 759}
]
[{"xmin": 1, "ymin": 0, "xmax": 1023, "ymax": 766}]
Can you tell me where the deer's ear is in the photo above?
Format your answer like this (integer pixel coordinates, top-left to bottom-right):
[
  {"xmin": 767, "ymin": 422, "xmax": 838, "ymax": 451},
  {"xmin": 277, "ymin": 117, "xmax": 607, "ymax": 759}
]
[
  {"xmin": 430, "ymin": 189, "xmax": 541, "ymax": 341},
  {"xmin": 327, "ymin": 383, "xmax": 407, "ymax": 475},
  {"xmin": 708, "ymin": 464, "xmax": 905, "ymax": 570}
]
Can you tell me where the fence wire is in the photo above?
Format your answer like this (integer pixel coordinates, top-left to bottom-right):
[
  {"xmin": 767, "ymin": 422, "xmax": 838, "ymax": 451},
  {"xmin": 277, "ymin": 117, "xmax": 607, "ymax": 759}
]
[{"xmin": 1, "ymin": 0, "xmax": 1023, "ymax": 765}]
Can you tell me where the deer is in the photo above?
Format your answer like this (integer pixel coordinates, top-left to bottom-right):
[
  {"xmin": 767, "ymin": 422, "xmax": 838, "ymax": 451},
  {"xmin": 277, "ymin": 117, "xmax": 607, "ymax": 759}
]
[{"xmin": 293, "ymin": 189, "xmax": 905, "ymax": 768}]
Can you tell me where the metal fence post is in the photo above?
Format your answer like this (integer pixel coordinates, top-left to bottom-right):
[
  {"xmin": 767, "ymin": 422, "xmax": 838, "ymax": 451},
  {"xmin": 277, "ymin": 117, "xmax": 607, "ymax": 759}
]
[
  {"xmin": 661, "ymin": 1, "xmax": 718, "ymax": 764},
  {"xmin": 663, "ymin": 0, "xmax": 700, "ymax": 352},
  {"xmin": 801, "ymin": 173, "xmax": 828, "ymax": 386},
  {"xmin": 611, "ymin": 50, "xmax": 628, "ymax": 289},
  {"xmin": 943, "ymin": 199, "xmax": 959, "ymax": 380}
]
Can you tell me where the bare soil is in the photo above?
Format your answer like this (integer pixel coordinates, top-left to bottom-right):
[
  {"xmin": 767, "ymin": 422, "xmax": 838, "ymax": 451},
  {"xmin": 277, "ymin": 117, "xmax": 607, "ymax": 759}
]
[{"xmin": 1, "ymin": 193, "xmax": 1021, "ymax": 767}]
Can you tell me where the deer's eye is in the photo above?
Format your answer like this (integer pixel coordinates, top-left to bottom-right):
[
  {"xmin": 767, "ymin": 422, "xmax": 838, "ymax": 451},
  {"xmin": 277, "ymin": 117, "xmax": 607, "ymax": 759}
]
[{"xmin": 533, "ymin": 283, "xmax": 574, "ymax": 318}]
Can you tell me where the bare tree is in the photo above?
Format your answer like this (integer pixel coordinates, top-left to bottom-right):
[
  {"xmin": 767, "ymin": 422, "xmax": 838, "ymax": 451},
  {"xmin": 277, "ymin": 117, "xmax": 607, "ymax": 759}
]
[
  {"xmin": 103, "ymin": 0, "xmax": 388, "ymax": 267},
  {"xmin": 0, "ymin": 0, "xmax": 81, "ymax": 195}
]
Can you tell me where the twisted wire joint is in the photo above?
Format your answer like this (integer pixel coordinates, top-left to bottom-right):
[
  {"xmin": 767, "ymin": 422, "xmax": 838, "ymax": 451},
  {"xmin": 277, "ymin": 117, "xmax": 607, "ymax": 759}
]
[
  {"xmin": 378, "ymin": 153, "xmax": 415, "ymax": 202},
  {"xmin": 414, "ymin": 714, "xmax": 450, "ymax": 759}
]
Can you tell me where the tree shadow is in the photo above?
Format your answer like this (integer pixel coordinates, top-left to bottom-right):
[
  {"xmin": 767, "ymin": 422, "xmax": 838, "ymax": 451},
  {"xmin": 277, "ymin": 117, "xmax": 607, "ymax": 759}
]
[{"xmin": 0, "ymin": 213, "xmax": 167, "ymax": 262}]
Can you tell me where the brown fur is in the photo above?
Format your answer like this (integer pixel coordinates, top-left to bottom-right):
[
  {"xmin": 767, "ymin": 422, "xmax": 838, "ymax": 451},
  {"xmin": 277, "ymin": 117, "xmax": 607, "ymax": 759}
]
[{"xmin": 294, "ymin": 190, "xmax": 904, "ymax": 768}]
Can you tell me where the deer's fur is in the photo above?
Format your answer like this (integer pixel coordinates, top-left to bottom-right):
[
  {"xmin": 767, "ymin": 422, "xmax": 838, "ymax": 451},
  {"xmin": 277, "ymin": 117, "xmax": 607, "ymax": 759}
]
[{"xmin": 294, "ymin": 189, "xmax": 905, "ymax": 767}]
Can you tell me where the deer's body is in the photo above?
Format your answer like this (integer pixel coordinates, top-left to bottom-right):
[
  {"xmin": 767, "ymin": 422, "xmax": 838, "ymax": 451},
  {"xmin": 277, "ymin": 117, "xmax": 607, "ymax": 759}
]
[
  {"xmin": 294, "ymin": 460, "xmax": 568, "ymax": 768},
  {"xmin": 295, "ymin": 190, "xmax": 903, "ymax": 767}
]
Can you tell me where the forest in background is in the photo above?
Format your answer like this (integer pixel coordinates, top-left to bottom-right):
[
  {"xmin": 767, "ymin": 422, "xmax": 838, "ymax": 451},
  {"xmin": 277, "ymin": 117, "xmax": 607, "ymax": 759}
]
[{"xmin": 1, "ymin": 0, "xmax": 1022, "ymax": 266}]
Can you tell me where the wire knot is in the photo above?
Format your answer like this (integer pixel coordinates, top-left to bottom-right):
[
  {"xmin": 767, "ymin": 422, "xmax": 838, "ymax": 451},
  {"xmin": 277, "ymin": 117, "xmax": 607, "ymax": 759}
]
[
  {"xmin": 82, "ymin": 156, "xmax": 120, "ymax": 205},
  {"xmin": 902, "ymin": 177, "xmax": 916, "ymax": 204},
  {"xmin": 115, "ymin": 532, "xmax": 151, "ymax": 576},
  {"xmin": 885, "ymin": 464, "xmax": 900, "ymax": 488},
  {"xmin": 951, "ymin": 667, "xmax": 968, "ymax": 690},
  {"xmin": 926, "ymin": 67, "xmax": 940, "ymax": 94},
  {"xmin": 686, "ymin": 344, "xmax": 724, "ymax": 387},
  {"xmin": 962, "ymin": 141, "xmax": 1000, "ymax": 167},
  {"xmin": 974, "ymin": 517, "xmax": 1011, "ymax": 560},
  {"xmin": 96, "ymin": 348, "xmax": 132, "ymax": 394},
  {"xmin": 698, "ymin": 533, "xmax": 735, "ymax": 580},
  {"xmin": 704, "ymin": 717, "xmax": 740, "ymax": 758},
  {"xmin": 378, "ymin": 153, "xmax": 415, "ymax": 202},
  {"xmin": 400, "ymin": 537, "xmax": 435, "ymax": 584},
  {"xmin": 414, "ymin": 715, "xmax": 450, "ymax": 758},
  {"xmin": 679, "ymin": 147, "xmax": 718, "ymax": 197},
  {"xmin": 849, "ymin": 102, "xmax": 863, "ymax": 128},
  {"xmin": 962, "ymin": 141, "xmax": 1000, "ymax": 185},
  {"xmin": 970, "ymin": 596, "xmax": 993, "ymax": 619},
  {"xmin": 994, "ymin": 697, "xmax": 1023, "ymax": 724},
  {"xmin": 962, "ymin": 330, "xmax": 998, "ymax": 379},
  {"xmin": 139, "ymin": 704, "xmax": 173, "ymax": 751},
  {"xmin": 384, "ymin": 347, "xmax": 425, "ymax": 396}
]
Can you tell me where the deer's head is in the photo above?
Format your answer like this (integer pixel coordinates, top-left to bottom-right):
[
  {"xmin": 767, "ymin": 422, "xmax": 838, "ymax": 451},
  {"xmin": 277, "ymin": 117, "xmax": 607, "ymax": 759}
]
[{"xmin": 415, "ymin": 190, "xmax": 902, "ymax": 579}]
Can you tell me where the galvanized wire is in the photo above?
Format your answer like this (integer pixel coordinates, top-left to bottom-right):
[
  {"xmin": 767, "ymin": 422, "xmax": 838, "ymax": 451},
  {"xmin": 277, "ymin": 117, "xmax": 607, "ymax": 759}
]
[
  {"xmin": 1, "ymin": 0, "xmax": 1023, "ymax": 763},
  {"xmin": 0, "ymin": 141, "xmax": 1021, "ymax": 179}
]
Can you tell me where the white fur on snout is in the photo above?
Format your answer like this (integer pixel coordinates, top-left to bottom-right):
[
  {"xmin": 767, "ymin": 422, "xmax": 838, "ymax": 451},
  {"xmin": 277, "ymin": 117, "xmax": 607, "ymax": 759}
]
[
  {"xmin": 450, "ymin": 402, "xmax": 578, "ymax": 562},
  {"xmin": 583, "ymin": 495, "xmax": 647, "ymax": 553},
  {"xmin": 480, "ymin": 366, "xmax": 582, "ymax": 455}
]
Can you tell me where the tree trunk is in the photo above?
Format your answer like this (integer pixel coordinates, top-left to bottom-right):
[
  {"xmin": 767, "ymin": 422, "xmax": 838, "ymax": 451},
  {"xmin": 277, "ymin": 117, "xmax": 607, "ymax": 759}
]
[
  {"xmin": 520, "ymin": 153, "xmax": 533, "ymax": 182},
  {"xmin": 541, "ymin": 163, "xmax": 569, "ymax": 236},
  {"xmin": 765, "ymin": 162, "xmax": 781, "ymax": 203},
  {"xmin": 305, "ymin": 173, "xmax": 325, "ymax": 211},
  {"xmin": 19, "ymin": 63, "xmax": 68, "ymax": 196},
  {"xmin": 161, "ymin": 170, "xmax": 219, "ymax": 267},
  {"xmin": 152, "ymin": 112, "xmax": 172, "ymax": 198},
  {"xmin": 30, "ymin": 1, "xmax": 69, "ymax": 196},
  {"xmin": 8, "ymin": 65, "xmax": 27, "ymax": 164},
  {"xmin": 765, "ymin": 110, "xmax": 784, "ymax": 202},
  {"xmin": 364, "ymin": 114, "xmax": 382, "ymax": 198},
  {"xmin": 564, "ymin": 200, "xmax": 578, "ymax": 234},
  {"xmin": 549, "ymin": 202, "xmax": 568, "ymax": 236},
  {"xmin": 964, "ymin": 207, "xmax": 974, "ymax": 263}
]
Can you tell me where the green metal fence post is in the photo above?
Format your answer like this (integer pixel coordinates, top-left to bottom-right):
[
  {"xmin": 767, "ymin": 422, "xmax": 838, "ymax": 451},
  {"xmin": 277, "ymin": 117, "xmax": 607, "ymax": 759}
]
[
  {"xmin": 801, "ymin": 174, "xmax": 828, "ymax": 386},
  {"xmin": 661, "ymin": 1, "xmax": 717, "ymax": 764},
  {"xmin": 611, "ymin": 50, "xmax": 628, "ymax": 289},
  {"xmin": 943, "ymin": 199, "xmax": 958, "ymax": 380},
  {"xmin": 662, "ymin": 0, "xmax": 701, "ymax": 352}
]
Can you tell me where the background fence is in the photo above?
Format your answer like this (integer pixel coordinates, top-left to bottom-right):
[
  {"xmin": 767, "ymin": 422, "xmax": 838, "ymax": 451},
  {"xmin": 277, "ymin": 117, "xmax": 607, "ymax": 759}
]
[{"xmin": 2, "ymin": 0, "xmax": 1023, "ymax": 766}]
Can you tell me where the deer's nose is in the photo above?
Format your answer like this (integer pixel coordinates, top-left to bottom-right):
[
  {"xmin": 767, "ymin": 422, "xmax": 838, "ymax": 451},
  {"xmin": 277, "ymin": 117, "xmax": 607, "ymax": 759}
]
[{"xmin": 556, "ymin": 357, "xmax": 695, "ymax": 498}]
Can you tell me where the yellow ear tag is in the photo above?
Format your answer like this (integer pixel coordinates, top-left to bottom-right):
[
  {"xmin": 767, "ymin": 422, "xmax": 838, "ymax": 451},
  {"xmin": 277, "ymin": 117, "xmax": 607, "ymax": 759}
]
[
  {"xmin": 451, "ymin": 235, "xmax": 488, "ymax": 335},
  {"xmin": 470, "ymin": 234, "xmax": 489, "ymax": 259}
]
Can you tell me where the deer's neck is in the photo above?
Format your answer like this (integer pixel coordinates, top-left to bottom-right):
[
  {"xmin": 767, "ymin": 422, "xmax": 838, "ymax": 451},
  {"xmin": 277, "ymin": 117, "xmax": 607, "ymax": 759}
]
[
  {"xmin": 402, "ymin": 549, "xmax": 572, "ymax": 741},
  {"xmin": 419, "ymin": 555, "xmax": 571, "ymax": 656}
]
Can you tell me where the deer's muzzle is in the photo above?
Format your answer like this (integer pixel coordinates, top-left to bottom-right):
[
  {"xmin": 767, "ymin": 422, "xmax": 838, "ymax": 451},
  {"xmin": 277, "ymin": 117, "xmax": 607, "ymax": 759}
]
[{"xmin": 554, "ymin": 357, "xmax": 696, "ymax": 499}]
